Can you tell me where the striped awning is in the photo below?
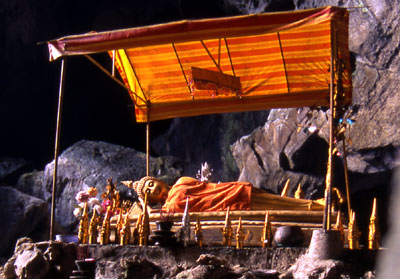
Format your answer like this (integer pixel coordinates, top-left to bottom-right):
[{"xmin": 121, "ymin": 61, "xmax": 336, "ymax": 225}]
[{"xmin": 47, "ymin": 6, "xmax": 352, "ymax": 122}]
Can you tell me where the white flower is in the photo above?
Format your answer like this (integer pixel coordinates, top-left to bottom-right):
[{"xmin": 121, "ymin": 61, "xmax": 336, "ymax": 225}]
[
  {"xmin": 88, "ymin": 197, "xmax": 100, "ymax": 207},
  {"xmin": 94, "ymin": 204, "xmax": 105, "ymax": 215},
  {"xmin": 73, "ymin": 207, "xmax": 82, "ymax": 217}
]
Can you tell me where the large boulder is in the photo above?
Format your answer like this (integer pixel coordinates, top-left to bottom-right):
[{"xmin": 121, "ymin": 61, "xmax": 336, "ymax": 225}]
[
  {"xmin": 16, "ymin": 140, "xmax": 183, "ymax": 233},
  {"xmin": 3, "ymin": 238, "xmax": 76, "ymax": 279},
  {"xmin": 0, "ymin": 187, "xmax": 49, "ymax": 261}
]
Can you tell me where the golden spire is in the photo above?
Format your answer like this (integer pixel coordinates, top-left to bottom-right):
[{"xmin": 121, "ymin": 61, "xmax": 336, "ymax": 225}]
[
  {"xmin": 100, "ymin": 209, "xmax": 111, "ymax": 245},
  {"xmin": 132, "ymin": 212, "xmax": 142, "ymax": 245},
  {"xmin": 281, "ymin": 179, "xmax": 290, "ymax": 197},
  {"xmin": 88, "ymin": 210, "xmax": 98, "ymax": 244},
  {"xmin": 261, "ymin": 211, "xmax": 273, "ymax": 248},
  {"xmin": 78, "ymin": 202, "xmax": 89, "ymax": 244},
  {"xmin": 348, "ymin": 210, "xmax": 361, "ymax": 250},
  {"xmin": 194, "ymin": 215, "xmax": 203, "ymax": 248},
  {"xmin": 368, "ymin": 198, "xmax": 380, "ymax": 250},
  {"xmin": 236, "ymin": 217, "xmax": 245, "ymax": 249},
  {"xmin": 116, "ymin": 210, "xmax": 124, "ymax": 243},
  {"xmin": 120, "ymin": 213, "xmax": 131, "ymax": 245},
  {"xmin": 221, "ymin": 207, "xmax": 232, "ymax": 247},
  {"xmin": 139, "ymin": 190, "xmax": 150, "ymax": 246},
  {"xmin": 333, "ymin": 210, "xmax": 344, "ymax": 244},
  {"xmin": 294, "ymin": 183, "xmax": 304, "ymax": 199}
]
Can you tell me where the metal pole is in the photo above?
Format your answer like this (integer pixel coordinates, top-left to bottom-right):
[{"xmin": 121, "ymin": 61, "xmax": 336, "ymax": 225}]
[
  {"xmin": 146, "ymin": 122, "xmax": 150, "ymax": 176},
  {"xmin": 342, "ymin": 138, "xmax": 352, "ymax": 218},
  {"xmin": 323, "ymin": 21, "xmax": 336, "ymax": 231},
  {"xmin": 50, "ymin": 58, "xmax": 67, "ymax": 240}
]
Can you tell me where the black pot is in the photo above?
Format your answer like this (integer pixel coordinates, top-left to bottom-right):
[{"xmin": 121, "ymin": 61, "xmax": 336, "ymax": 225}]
[{"xmin": 155, "ymin": 220, "xmax": 173, "ymax": 231}]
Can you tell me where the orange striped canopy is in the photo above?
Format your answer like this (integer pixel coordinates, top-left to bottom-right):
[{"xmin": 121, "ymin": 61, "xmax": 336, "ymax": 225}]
[{"xmin": 47, "ymin": 6, "xmax": 351, "ymax": 122}]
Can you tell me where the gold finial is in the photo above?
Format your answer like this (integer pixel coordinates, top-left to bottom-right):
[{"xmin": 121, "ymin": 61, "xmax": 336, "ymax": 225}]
[
  {"xmin": 194, "ymin": 215, "xmax": 203, "ymax": 248},
  {"xmin": 368, "ymin": 198, "xmax": 380, "ymax": 250},
  {"xmin": 120, "ymin": 213, "xmax": 131, "ymax": 245},
  {"xmin": 88, "ymin": 210, "xmax": 99, "ymax": 244},
  {"xmin": 281, "ymin": 179, "xmax": 290, "ymax": 197},
  {"xmin": 236, "ymin": 217, "xmax": 245, "ymax": 249},
  {"xmin": 294, "ymin": 183, "xmax": 304, "ymax": 199},
  {"xmin": 139, "ymin": 190, "xmax": 150, "ymax": 246},
  {"xmin": 116, "ymin": 210, "xmax": 123, "ymax": 243},
  {"xmin": 132, "ymin": 212, "xmax": 142, "ymax": 245},
  {"xmin": 100, "ymin": 209, "xmax": 111, "ymax": 245},
  {"xmin": 78, "ymin": 202, "xmax": 89, "ymax": 244},
  {"xmin": 261, "ymin": 211, "xmax": 273, "ymax": 248},
  {"xmin": 334, "ymin": 211, "xmax": 345, "ymax": 244},
  {"xmin": 348, "ymin": 210, "xmax": 361, "ymax": 250},
  {"xmin": 221, "ymin": 207, "xmax": 232, "ymax": 247}
]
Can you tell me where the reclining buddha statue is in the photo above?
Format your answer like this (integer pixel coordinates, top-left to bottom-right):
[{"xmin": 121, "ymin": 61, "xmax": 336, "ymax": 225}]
[{"xmin": 121, "ymin": 176, "xmax": 336, "ymax": 214}]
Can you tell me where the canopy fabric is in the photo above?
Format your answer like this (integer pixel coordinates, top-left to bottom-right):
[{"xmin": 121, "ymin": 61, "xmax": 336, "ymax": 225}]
[{"xmin": 47, "ymin": 6, "xmax": 352, "ymax": 122}]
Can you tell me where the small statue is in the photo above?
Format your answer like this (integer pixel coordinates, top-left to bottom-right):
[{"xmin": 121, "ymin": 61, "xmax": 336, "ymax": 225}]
[
  {"xmin": 221, "ymin": 207, "xmax": 233, "ymax": 247},
  {"xmin": 196, "ymin": 162, "xmax": 213, "ymax": 182},
  {"xmin": 120, "ymin": 213, "xmax": 131, "ymax": 245},
  {"xmin": 139, "ymin": 190, "xmax": 150, "ymax": 246},
  {"xmin": 179, "ymin": 197, "xmax": 191, "ymax": 247},
  {"xmin": 294, "ymin": 184, "xmax": 304, "ymax": 199},
  {"xmin": 88, "ymin": 210, "xmax": 99, "ymax": 244},
  {"xmin": 101, "ymin": 177, "xmax": 121, "ymax": 210},
  {"xmin": 194, "ymin": 215, "xmax": 203, "ymax": 248},
  {"xmin": 334, "ymin": 211, "xmax": 345, "ymax": 244},
  {"xmin": 116, "ymin": 210, "xmax": 124, "ymax": 243},
  {"xmin": 78, "ymin": 202, "xmax": 89, "ymax": 244},
  {"xmin": 236, "ymin": 217, "xmax": 245, "ymax": 249},
  {"xmin": 261, "ymin": 211, "xmax": 273, "ymax": 248},
  {"xmin": 348, "ymin": 211, "xmax": 361, "ymax": 250},
  {"xmin": 100, "ymin": 209, "xmax": 112, "ymax": 245},
  {"xmin": 368, "ymin": 198, "xmax": 380, "ymax": 250},
  {"xmin": 131, "ymin": 212, "xmax": 142, "ymax": 245}
]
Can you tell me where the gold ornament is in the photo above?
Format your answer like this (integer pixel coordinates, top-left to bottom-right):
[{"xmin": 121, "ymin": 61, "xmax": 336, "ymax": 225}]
[
  {"xmin": 261, "ymin": 211, "xmax": 273, "ymax": 248},
  {"xmin": 221, "ymin": 207, "xmax": 233, "ymax": 247},
  {"xmin": 368, "ymin": 198, "xmax": 380, "ymax": 250},
  {"xmin": 348, "ymin": 210, "xmax": 361, "ymax": 250},
  {"xmin": 235, "ymin": 217, "xmax": 245, "ymax": 249},
  {"xmin": 78, "ymin": 202, "xmax": 89, "ymax": 244}
]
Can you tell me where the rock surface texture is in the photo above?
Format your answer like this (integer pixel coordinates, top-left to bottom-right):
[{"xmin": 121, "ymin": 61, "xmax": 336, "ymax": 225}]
[
  {"xmin": 16, "ymin": 140, "xmax": 183, "ymax": 234},
  {"xmin": 0, "ymin": 188, "xmax": 49, "ymax": 262}
]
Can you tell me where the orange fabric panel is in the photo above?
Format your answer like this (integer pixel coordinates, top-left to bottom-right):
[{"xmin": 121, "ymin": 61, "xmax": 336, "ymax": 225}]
[
  {"xmin": 48, "ymin": 6, "xmax": 352, "ymax": 122},
  {"xmin": 162, "ymin": 177, "xmax": 252, "ymax": 213}
]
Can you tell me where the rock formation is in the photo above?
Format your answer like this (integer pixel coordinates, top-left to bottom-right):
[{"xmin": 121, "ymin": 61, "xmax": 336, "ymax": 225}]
[{"xmin": 0, "ymin": 188, "xmax": 49, "ymax": 262}]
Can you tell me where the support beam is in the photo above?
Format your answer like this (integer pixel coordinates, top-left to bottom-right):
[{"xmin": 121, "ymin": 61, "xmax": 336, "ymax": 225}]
[
  {"xmin": 323, "ymin": 21, "xmax": 337, "ymax": 231},
  {"xmin": 50, "ymin": 58, "xmax": 67, "ymax": 240}
]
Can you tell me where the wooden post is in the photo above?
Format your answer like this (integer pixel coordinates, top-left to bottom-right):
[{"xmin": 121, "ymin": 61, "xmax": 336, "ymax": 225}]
[
  {"xmin": 146, "ymin": 122, "xmax": 150, "ymax": 176},
  {"xmin": 50, "ymin": 58, "xmax": 66, "ymax": 240},
  {"xmin": 323, "ymin": 20, "xmax": 337, "ymax": 231},
  {"xmin": 342, "ymin": 138, "xmax": 352, "ymax": 218}
]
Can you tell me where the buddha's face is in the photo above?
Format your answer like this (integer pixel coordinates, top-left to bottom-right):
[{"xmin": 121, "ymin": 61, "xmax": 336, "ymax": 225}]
[{"xmin": 142, "ymin": 178, "xmax": 170, "ymax": 205}]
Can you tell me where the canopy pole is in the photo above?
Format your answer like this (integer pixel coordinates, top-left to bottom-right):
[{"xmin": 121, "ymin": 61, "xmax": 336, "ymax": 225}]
[
  {"xmin": 172, "ymin": 43, "xmax": 193, "ymax": 98},
  {"xmin": 112, "ymin": 50, "xmax": 116, "ymax": 77},
  {"xmin": 200, "ymin": 40, "xmax": 223, "ymax": 73},
  {"xmin": 323, "ymin": 20, "xmax": 337, "ymax": 231},
  {"xmin": 342, "ymin": 138, "xmax": 352, "ymax": 218},
  {"xmin": 277, "ymin": 32, "xmax": 290, "ymax": 93},
  {"xmin": 146, "ymin": 122, "xmax": 150, "ymax": 176},
  {"xmin": 50, "ymin": 58, "xmax": 67, "ymax": 241},
  {"xmin": 224, "ymin": 38, "xmax": 235, "ymax": 76}
]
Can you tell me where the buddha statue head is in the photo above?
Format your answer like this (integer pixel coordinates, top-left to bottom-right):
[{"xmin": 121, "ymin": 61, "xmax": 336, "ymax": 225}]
[{"xmin": 122, "ymin": 176, "xmax": 170, "ymax": 205}]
